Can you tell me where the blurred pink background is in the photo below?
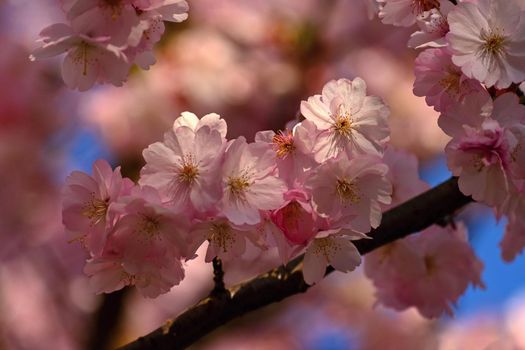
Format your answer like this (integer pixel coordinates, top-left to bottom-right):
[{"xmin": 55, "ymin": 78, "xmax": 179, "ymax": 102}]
[{"xmin": 1, "ymin": 0, "xmax": 524, "ymax": 349}]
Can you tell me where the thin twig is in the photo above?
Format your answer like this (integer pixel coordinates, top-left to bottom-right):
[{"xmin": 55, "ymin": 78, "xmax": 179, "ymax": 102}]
[{"xmin": 210, "ymin": 257, "xmax": 228, "ymax": 298}]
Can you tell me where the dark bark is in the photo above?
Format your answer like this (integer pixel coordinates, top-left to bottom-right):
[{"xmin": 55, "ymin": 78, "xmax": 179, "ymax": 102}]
[
  {"xmin": 119, "ymin": 177, "xmax": 472, "ymax": 350},
  {"xmin": 87, "ymin": 288, "xmax": 128, "ymax": 350}
]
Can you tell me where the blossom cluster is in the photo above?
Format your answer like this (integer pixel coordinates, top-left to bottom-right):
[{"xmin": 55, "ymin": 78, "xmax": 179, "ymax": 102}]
[
  {"xmin": 366, "ymin": 0, "xmax": 525, "ymax": 313},
  {"xmin": 63, "ymin": 77, "xmax": 399, "ymax": 297},
  {"xmin": 57, "ymin": 0, "xmax": 514, "ymax": 318},
  {"xmin": 30, "ymin": 0, "xmax": 189, "ymax": 90},
  {"xmin": 63, "ymin": 75, "xmax": 484, "ymax": 320}
]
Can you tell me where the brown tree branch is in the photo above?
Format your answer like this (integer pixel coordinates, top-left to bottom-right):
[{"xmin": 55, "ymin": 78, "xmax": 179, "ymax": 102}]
[{"xmin": 119, "ymin": 177, "xmax": 472, "ymax": 350}]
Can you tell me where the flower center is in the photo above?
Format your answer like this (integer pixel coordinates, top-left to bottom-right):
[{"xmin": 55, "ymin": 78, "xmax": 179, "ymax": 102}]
[
  {"xmin": 471, "ymin": 154, "xmax": 487, "ymax": 172},
  {"xmin": 332, "ymin": 109, "xmax": 353, "ymax": 139},
  {"xmin": 272, "ymin": 130, "xmax": 296, "ymax": 158},
  {"xmin": 210, "ymin": 222, "xmax": 235, "ymax": 252},
  {"xmin": 312, "ymin": 237, "xmax": 340, "ymax": 260},
  {"xmin": 72, "ymin": 42, "xmax": 91, "ymax": 77},
  {"xmin": 227, "ymin": 174, "xmax": 251, "ymax": 199},
  {"xmin": 82, "ymin": 195, "xmax": 109, "ymax": 225},
  {"xmin": 138, "ymin": 214, "xmax": 161, "ymax": 239},
  {"xmin": 120, "ymin": 271, "xmax": 136, "ymax": 285},
  {"xmin": 480, "ymin": 31, "xmax": 507, "ymax": 57},
  {"xmin": 439, "ymin": 67, "xmax": 461, "ymax": 95},
  {"xmin": 336, "ymin": 178, "xmax": 360, "ymax": 203},
  {"xmin": 177, "ymin": 154, "xmax": 199, "ymax": 185}
]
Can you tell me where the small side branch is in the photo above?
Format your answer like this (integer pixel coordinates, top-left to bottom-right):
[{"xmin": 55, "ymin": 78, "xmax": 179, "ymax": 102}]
[
  {"xmin": 211, "ymin": 257, "xmax": 228, "ymax": 298},
  {"xmin": 119, "ymin": 177, "xmax": 472, "ymax": 350}
]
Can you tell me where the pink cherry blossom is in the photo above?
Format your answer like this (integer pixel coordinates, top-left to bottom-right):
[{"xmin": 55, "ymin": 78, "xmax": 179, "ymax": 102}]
[
  {"xmin": 126, "ymin": 257, "xmax": 185, "ymax": 298},
  {"xmin": 67, "ymin": 0, "xmax": 141, "ymax": 47},
  {"xmin": 84, "ymin": 240, "xmax": 185, "ymax": 298},
  {"xmin": 30, "ymin": 23, "xmax": 130, "ymax": 91},
  {"xmin": 447, "ymin": 0, "xmax": 525, "ymax": 88},
  {"xmin": 366, "ymin": 224, "xmax": 484, "ymax": 318},
  {"xmin": 378, "ymin": 0, "xmax": 440, "ymax": 27},
  {"xmin": 511, "ymin": 142, "xmax": 525, "ymax": 184},
  {"xmin": 84, "ymin": 250, "xmax": 132, "ymax": 295},
  {"xmin": 256, "ymin": 213, "xmax": 303, "ymax": 264},
  {"xmin": 32, "ymin": 0, "xmax": 189, "ymax": 90},
  {"xmin": 500, "ymin": 216, "xmax": 525, "ymax": 262},
  {"xmin": 383, "ymin": 146, "xmax": 429, "ymax": 208},
  {"xmin": 110, "ymin": 185, "xmax": 189, "ymax": 258},
  {"xmin": 124, "ymin": 12, "xmax": 166, "ymax": 70},
  {"xmin": 173, "ymin": 111, "xmax": 228, "ymax": 139},
  {"xmin": 364, "ymin": 238, "xmax": 422, "ymax": 286},
  {"xmin": 221, "ymin": 137, "xmax": 286, "ymax": 225},
  {"xmin": 300, "ymin": 78, "xmax": 390, "ymax": 162},
  {"xmin": 84, "ymin": 187, "xmax": 188, "ymax": 298},
  {"xmin": 440, "ymin": 93, "xmax": 525, "ymax": 206},
  {"xmin": 138, "ymin": 0, "xmax": 189, "ymax": 23},
  {"xmin": 302, "ymin": 230, "xmax": 366, "ymax": 285},
  {"xmin": 407, "ymin": 0, "xmax": 453, "ymax": 49},
  {"xmin": 413, "ymin": 48, "xmax": 487, "ymax": 112},
  {"xmin": 306, "ymin": 153, "xmax": 392, "ymax": 232},
  {"xmin": 270, "ymin": 189, "xmax": 320, "ymax": 246},
  {"xmin": 140, "ymin": 118, "xmax": 225, "ymax": 214},
  {"xmin": 62, "ymin": 159, "xmax": 134, "ymax": 256},
  {"xmin": 254, "ymin": 121, "xmax": 317, "ymax": 188},
  {"xmin": 446, "ymin": 119, "xmax": 513, "ymax": 206},
  {"xmin": 500, "ymin": 181, "xmax": 525, "ymax": 261},
  {"xmin": 363, "ymin": 0, "xmax": 380, "ymax": 19},
  {"xmin": 188, "ymin": 217, "xmax": 260, "ymax": 262}
]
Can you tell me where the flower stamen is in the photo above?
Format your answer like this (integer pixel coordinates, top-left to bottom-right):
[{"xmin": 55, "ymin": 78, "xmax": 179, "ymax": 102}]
[
  {"xmin": 336, "ymin": 178, "xmax": 360, "ymax": 204},
  {"xmin": 177, "ymin": 154, "xmax": 199, "ymax": 185},
  {"xmin": 272, "ymin": 130, "xmax": 296, "ymax": 158},
  {"xmin": 210, "ymin": 222, "xmax": 235, "ymax": 253},
  {"xmin": 227, "ymin": 174, "xmax": 251, "ymax": 200},
  {"xmin": 480, "ymin": 30, "xmax": 507, "ymax": 57},
  {"xmin": 82, "ymin": 194, "xmax": 109, "ymax": 225}
]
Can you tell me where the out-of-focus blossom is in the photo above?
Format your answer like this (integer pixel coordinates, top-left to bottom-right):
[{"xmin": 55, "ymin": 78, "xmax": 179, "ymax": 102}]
[
  {"xmin": 31, "ymin": 0, "xmax": 189, "ymax": 90},
  {"xmin": 366, "ymin": 224, "xmax": 484, "ymax": 318},
  {"xmin": 500, "ymin": 216, "xmax": 525, "ymax": 262},
  {"xmin": 363, "ymin": 0, "xmax": 380, "ymax": 19},
  {"xmin": 378, "ymin": 0, "xmax": 440, "ymax": 27},
  {"xmin": 500, "ymin": 180, "xmax": 525, "ymax": 261},
  {"xmin": 30, "ymin": 23, "xmax": 131, "ymax": 91},
  {"xmin": 382, "ymin": 146, "xmax": 429, "ymax": 208},
  {"xmin": 407, "ymin": 0, "xmax": 453, "ymax": 49}
]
